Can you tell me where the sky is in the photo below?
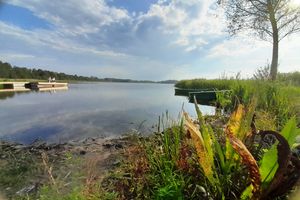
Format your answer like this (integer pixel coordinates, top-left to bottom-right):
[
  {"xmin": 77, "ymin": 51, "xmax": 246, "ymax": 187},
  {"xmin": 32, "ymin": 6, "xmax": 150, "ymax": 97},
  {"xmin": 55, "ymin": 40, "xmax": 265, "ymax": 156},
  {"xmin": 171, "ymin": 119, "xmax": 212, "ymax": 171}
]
[{"xmin": 0, "ymin": 0, "xmax": 299, "ymax": 81}]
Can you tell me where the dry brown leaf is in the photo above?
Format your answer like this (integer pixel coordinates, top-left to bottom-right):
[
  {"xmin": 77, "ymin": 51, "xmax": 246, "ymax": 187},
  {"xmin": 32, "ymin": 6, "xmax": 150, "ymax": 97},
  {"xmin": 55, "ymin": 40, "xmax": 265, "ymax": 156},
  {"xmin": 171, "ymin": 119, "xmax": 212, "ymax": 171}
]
[
  {"xmin": 183, "ymin": 112, "xmax": 215, "ymax": 184},
  {"xmin": 226, "ymin": 127, "xmax": 261, "ymax": 200}
]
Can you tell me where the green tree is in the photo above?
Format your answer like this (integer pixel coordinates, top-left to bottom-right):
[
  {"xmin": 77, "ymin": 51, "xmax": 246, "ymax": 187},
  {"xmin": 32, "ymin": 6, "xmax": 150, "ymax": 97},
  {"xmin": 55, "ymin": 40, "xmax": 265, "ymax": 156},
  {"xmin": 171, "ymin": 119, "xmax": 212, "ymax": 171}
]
[
  {"xmin": 0, "ymin": 61, "xmax": 12, "ymax": 78},
  {"xmin": 220, "ymin": 0, "xmax": 300, "ymax": 80}
]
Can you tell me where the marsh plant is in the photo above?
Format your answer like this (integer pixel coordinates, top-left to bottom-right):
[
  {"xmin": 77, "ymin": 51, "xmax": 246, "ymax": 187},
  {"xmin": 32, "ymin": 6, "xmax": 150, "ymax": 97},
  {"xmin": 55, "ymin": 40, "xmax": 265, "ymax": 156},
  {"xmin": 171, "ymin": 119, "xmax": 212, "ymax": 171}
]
[
  {"xmin": 176, "ymin": 78, "xmax": 300, "ymax": 128},
  {"xmin": 112, "ymin": 98, "xmax": 300, "ymax": 199}
]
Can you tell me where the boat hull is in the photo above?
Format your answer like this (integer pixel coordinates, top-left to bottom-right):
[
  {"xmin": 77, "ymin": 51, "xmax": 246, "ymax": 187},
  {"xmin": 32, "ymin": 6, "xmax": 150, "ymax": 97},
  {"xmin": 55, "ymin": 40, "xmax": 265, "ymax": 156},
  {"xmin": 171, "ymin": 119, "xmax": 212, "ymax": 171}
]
[{"xmin": 174, "ymin": 87, "xmax": 231, "ymax": 105}]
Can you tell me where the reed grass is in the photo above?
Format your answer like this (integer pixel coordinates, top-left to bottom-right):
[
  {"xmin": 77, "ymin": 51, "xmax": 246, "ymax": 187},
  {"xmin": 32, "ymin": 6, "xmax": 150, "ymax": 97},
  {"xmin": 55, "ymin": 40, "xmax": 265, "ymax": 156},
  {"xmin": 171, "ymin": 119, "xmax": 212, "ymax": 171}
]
[{"xmin": 175, "ymin": 79, "xmax": 300, "ymax": 128}]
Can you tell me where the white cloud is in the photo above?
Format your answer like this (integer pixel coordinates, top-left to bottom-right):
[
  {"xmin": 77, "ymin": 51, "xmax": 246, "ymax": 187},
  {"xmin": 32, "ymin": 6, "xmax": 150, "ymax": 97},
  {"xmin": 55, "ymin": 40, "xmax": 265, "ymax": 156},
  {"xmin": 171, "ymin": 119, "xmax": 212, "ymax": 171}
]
[
  {"xmin": 7, "ymin": 0, "xmax": 130, "ymax": 36},
  {"xmin": 207, "ymin": 35, "xmax": 267, "ymax": 58},
  {"xmin": 0, "ymin": 0, "xmax": 299, "ymax": 80},
  {"xmin": 138, "ymin": 0, "xmax": 225, "ymax": 52},
  {"xmin": 0, "ymin": 53, "xmax": 35, "ymax": 60}
]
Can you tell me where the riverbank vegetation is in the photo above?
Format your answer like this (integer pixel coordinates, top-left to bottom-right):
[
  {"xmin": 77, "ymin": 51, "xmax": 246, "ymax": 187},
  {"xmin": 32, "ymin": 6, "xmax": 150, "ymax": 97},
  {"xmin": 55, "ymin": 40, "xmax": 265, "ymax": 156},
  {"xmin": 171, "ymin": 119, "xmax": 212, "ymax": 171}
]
[
  {"xmin": 175, "ymin": 72, "xmax": 300, "ymax": 128},
  {"xmin": 1, "ymin": 72, "xmax": 299, "ymax": 199},
  {"xmin": 106, "ymin": 103, "xmax": 300, "ymax": 199},
  {"xmin": 0, "ymin": 138, "xmax": 130, "ymax": 200},
  {"xmin": 102, "ymin": 74, "xmax": 299, "ymax": 199}
]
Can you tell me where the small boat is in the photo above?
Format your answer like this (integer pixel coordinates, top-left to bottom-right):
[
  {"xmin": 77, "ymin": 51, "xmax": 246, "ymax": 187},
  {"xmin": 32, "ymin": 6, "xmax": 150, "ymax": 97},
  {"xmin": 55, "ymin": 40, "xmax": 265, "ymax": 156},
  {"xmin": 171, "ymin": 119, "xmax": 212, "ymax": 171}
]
[
  {"xmin": 174, "ymin": 88, "xmax": 214, "ymax": 96},
  {"xmin": 188, "ymin": 90, "xmax": 232, "ymax": 105}
]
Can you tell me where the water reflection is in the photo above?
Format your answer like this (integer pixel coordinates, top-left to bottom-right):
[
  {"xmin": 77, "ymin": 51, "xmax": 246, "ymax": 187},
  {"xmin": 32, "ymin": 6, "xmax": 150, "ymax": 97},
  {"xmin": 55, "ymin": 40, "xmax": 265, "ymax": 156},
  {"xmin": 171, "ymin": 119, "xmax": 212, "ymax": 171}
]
[
  {"xmin": 0, "ymin": 83, "xmax": 215, "ymax": 144},
  {"xmin": 0, "ymin": 92, "xmax": 16, "ymax": 100}
]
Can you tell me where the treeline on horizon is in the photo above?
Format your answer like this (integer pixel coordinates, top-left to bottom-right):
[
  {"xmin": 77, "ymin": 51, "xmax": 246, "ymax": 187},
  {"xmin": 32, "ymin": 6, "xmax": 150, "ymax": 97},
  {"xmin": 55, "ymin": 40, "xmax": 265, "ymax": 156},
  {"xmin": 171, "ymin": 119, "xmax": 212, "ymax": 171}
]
[
  {"xmin": 0, "ymin": 60, "xmax": 100, "ymax": 81},
  {"xmin": 0, "ymin": 60, "xmax": 177, "ymax": 83}
]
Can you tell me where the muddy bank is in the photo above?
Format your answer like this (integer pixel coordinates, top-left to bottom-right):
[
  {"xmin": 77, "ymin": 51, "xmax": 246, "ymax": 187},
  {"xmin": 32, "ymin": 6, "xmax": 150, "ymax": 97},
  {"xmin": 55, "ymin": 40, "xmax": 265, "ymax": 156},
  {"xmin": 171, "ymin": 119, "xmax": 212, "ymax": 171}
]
[{"xmin": 0, "ymin": 136, "xmax": 135, "ymax": 199}]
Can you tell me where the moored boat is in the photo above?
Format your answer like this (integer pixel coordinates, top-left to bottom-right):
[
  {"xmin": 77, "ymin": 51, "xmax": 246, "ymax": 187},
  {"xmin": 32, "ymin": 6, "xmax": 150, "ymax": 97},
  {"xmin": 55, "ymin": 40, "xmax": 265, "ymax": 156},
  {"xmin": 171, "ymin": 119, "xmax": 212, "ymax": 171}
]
[
  {"xmin": 174, "ymin": 88, "xmax": 214, "ymax": 96},
  {"xmin": 188, "ymin": 90, "xmax": 232, "ymax": 105}
]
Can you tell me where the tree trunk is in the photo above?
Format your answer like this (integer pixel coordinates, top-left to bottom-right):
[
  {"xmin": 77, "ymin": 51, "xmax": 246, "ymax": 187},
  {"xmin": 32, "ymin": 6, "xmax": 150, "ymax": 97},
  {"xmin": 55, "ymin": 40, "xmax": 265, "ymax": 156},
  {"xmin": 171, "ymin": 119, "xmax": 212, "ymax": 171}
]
[
  {"xmin": 270, "ymin": 33, "xmax": 279, "ymax": 80},
  {"xmin": 268, "ymin": 0, "xmax": 279, "ymax": 80}
]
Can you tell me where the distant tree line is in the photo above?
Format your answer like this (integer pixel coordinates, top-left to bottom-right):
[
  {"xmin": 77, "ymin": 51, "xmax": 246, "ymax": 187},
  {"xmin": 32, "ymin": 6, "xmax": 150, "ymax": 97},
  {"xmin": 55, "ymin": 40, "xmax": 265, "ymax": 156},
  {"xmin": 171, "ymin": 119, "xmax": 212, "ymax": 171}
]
[
  {"xmin": 0, "ymin": 60, "xmax": 101, "ymax": 81},
  {"xmin": 0, "ymin": 60, "xmax": 178, "ymax": 84},
  {"xmin": 101, "ymin": 77, "xmax": 178, "ymax": 84}
]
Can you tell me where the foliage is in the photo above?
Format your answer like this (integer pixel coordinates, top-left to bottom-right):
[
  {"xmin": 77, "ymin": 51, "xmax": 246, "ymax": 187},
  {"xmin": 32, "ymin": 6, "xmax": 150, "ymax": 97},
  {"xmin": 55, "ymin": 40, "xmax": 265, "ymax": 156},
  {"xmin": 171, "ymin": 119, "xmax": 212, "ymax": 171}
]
[
  {"xmin": 219, "ymin": 0, "xmax": 300, "ymax": 41},
  {"xmin": 0, "ymin": 146, "xmax": 119, "ymax": 200},
  {"xmin": 219, "ymin": 0, "xmax": 300, "ymax": 80},
  {"xmin": 175, "ymin": 78, "xmax": 233, "ymax": 90},
  {"xmin": 0, "ymin": 60, "xmax": 100, "ymax": 81},
  {"xmin": 253, "ymin": 65, "xmax": 270, "ymax": 80},
  {"xmin": 107, "ymin": 102, "xmax": 300, "ymax": 199},
  {"xmin": 175, "ymin": 78, "xmax": 300, "ymax": 128},
  {"xmin": 0, "ymin": 148, "xmax": 41, "ymax": 198},
  {"xmin": 216, "ymin": 89, "xmax": 233, "ymax": 113},
  {"xmin": 277, "ymin": 71, "xmax": 300, "ymax": 86}
]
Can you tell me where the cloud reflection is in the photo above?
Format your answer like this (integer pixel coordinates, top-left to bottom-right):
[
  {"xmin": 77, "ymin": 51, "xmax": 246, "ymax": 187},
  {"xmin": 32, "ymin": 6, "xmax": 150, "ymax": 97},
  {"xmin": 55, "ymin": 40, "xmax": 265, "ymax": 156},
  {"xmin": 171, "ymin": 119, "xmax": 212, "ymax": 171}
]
[{"xmin": 0, "ymin": 83, "xmax": 214, "ymax": 144}]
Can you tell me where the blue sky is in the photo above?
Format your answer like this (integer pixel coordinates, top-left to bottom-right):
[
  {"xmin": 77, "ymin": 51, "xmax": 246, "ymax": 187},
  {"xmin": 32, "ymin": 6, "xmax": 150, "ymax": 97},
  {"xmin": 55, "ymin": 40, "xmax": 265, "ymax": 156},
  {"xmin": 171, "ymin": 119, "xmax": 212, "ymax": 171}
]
[{"xmin": 0, "ymin": 0, "xmax": 299, "ymax": 80}]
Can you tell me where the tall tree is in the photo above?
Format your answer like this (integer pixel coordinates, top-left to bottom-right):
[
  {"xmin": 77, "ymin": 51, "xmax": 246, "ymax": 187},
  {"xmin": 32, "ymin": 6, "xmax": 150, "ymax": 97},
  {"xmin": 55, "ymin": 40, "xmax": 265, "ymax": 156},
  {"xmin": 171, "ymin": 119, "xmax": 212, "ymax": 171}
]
[{"xmin": 220, "ymin": 0, "xmax": 300, "ymax": 80}]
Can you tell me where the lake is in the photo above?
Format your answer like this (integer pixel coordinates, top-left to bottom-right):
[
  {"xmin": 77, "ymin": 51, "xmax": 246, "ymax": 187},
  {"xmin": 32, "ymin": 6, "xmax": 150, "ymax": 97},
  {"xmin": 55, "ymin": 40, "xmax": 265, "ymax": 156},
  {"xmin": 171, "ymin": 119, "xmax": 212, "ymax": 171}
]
[{"xmin": 0, "ymin": 82, "xmax": 214, "ymax": 144}]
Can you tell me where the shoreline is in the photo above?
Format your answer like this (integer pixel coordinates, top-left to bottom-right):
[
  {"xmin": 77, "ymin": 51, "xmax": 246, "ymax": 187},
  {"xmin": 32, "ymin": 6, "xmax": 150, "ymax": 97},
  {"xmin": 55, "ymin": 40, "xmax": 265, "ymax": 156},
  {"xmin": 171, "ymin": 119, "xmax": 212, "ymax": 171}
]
[{"xmin": 0, "ymin": 135, "xmax": 135, "ymax": 199}]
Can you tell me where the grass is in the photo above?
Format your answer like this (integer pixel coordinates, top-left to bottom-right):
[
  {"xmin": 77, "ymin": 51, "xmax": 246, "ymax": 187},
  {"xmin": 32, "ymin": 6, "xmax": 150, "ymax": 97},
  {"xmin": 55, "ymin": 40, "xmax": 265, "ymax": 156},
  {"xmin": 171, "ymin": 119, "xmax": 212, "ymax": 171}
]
[
  {"xmin": 106, "ymin": 103, "xmax": 300, "ymax": 199},
  {"xmin": 0, "ymin": 146, "xmax": 114, "ymax": 200},
  {"xmin": 0, "ymin": 147, "xmax": 41, "ymax": 198},
  {"xmin": 175, "ymin": 79, "xmax": 300, "ymax": 129}
]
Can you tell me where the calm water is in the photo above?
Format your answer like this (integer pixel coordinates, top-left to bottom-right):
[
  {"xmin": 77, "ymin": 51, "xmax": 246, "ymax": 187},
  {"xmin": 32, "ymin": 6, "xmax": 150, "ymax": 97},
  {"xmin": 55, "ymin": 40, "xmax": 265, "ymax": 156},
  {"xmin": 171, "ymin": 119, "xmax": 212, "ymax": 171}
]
[{"xmin": 0, "ymin": 83, "xmax": 214, "ymax": 144}]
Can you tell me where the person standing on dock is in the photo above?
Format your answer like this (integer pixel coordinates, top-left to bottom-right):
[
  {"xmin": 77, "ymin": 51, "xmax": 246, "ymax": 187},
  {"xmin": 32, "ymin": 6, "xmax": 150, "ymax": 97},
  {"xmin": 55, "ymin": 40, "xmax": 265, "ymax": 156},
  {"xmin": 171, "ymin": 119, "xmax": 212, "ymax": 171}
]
[
  {"xmin": 48, "ymin": 77, "xmax": 52, "ymax": 82},
  {"xmin": 52, "ymin": 77, "xmax": 56, "ymax": 82}
]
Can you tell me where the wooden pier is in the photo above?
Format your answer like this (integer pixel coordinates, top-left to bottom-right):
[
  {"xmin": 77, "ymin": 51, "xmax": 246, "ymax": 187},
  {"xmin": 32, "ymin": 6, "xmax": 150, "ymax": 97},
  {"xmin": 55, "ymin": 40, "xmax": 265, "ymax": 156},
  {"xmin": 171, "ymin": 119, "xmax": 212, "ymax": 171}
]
[
  {"xmin": 0, "ymin": 82, "xmax": 68, "ymax": 92},
  {"xmin": 26, "ymin": 82, "xmax": 68, "ymax": 90}
]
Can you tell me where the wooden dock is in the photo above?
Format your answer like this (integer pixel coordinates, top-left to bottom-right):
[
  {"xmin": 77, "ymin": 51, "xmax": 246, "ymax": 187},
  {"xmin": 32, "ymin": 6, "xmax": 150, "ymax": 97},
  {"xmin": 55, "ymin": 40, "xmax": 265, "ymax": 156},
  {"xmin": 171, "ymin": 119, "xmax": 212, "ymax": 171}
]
[
  {"xmin": 26, "ymin": 82, "xmax": 68, "ymax": 90},
  {"xmin": 0, "ymin": 82, "xmax": 68, "ymax": 92}
]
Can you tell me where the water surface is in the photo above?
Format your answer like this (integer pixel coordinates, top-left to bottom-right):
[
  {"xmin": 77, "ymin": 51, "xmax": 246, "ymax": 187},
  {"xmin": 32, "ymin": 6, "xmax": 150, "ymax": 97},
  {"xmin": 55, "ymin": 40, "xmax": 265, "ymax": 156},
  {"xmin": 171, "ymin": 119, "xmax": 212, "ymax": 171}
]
[{"xmin": 0, "ymin": 83, "xmax": 214, "ymax": 143}]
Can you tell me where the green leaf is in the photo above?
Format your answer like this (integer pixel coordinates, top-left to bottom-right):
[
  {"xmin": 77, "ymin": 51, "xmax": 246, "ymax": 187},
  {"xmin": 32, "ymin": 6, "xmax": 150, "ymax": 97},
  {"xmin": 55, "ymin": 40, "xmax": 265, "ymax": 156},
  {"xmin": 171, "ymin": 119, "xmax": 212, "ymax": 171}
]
[
  {"xmin": 259, "ymin": 117, "xmax": 299, "ymax": 189},
  {"xmin": 280, "ymin": 117, "xmax": 299, "ymax": 147},
  {"xmin": 240, "ymin": 185, "xmax": 253, "ymax": 200},
  {"xmin": 259, "ymin": 145, "xmax": 278, "ymax": 186}
]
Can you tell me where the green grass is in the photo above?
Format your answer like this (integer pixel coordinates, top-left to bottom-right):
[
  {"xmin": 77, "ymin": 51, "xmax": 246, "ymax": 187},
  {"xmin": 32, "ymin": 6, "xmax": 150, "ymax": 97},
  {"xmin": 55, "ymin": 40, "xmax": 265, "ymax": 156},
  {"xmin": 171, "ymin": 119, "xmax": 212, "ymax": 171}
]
[
  {"xmin": 107, "ymin": 103, "xmax": 300, "ymax": 199},
  {"xmin": 175, "ymin": 79, "xmax": 300, "ymax": 129},
  {"xmin": 0, "ymin": 149, "xmax": 41, "ymax": 198},
  {"xmin": 0, "ymin": 148, "xmax": 112, "ymax": 200}
]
